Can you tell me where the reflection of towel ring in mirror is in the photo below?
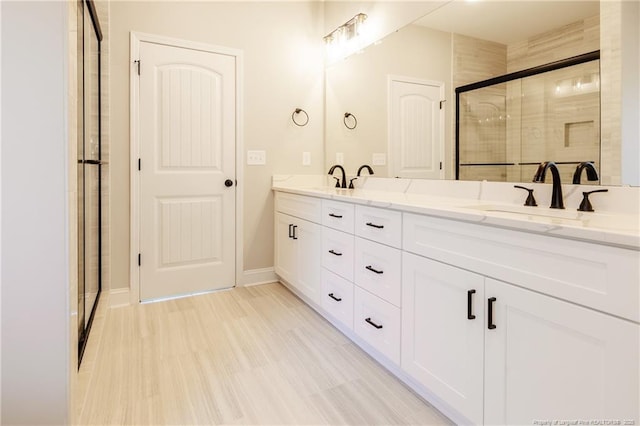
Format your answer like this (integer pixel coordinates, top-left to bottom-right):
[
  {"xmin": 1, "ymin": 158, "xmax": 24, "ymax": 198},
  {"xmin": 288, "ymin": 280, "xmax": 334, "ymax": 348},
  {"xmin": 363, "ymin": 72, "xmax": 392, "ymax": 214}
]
[
  {"xmin": 292, "ymin": 108, "xmax": 309, "ymax": 127},
  {"xmin": 344, "ymin": 112, "xmax": 357, "ymax": 129}
]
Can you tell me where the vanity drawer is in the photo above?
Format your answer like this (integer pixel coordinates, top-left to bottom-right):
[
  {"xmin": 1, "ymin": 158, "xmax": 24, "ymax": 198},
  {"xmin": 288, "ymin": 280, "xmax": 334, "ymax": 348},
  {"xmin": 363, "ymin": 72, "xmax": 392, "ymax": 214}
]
[
  {"xmin": 321, "ymin": 268, "xmax": 354, "ymax": 330},
  {"xmin": 355, "ymin": 205, "xmax": 402, "ymax": 248},
  {"xmin": 321, "ymin": 227, "xmax": 355, "ymax": 282},
  {"xmin": 354, "ymin": 286, "xmax": 401, "ymax": 365},
  {"xmin": 403, "ymin": 212, "xmax": 640, "ymax": 322},
  {"xmin": 354, "ymin": 237, "xmax": 402, "ymax": 307},
  {"xmin": 322, "ymin": 199, "xmax": 355, "ymax": 234},
  {"xmin": 275, "ymin": 192, "xmax": 321, "ymax": 223}
]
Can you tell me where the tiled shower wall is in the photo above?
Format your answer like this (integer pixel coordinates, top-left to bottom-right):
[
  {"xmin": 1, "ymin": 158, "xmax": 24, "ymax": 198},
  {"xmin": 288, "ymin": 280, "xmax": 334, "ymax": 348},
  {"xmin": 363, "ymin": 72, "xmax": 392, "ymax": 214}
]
[{"xmin": 453, "ymin": 34, "xmax": 507, "ymax": 181}]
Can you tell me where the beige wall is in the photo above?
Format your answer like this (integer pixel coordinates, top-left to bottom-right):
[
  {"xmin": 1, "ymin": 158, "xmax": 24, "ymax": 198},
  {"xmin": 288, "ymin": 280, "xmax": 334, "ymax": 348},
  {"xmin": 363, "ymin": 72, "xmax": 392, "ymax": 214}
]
[{"xmin": 109, "ymin": 1, "xmax": 325, "ymax": 290}]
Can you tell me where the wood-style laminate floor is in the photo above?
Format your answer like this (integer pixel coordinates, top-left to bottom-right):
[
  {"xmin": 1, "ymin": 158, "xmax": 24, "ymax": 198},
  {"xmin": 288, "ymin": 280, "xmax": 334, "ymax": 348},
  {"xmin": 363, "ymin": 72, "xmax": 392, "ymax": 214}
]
[{"xmin": 78, "ymin": 282, "xmax": 452, "ymax": 425}]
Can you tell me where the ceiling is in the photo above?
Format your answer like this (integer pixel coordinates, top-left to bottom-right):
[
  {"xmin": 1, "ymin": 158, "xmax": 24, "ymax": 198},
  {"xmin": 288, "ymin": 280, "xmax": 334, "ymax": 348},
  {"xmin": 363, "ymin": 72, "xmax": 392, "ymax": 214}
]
[{"xmin": 414, "ymin": 0, "xmax": 600, "ymax": 45}]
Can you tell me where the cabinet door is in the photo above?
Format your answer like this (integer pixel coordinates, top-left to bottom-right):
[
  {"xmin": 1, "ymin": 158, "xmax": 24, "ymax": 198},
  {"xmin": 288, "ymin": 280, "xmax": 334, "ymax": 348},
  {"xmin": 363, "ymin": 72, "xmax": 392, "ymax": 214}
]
[
  {"xmin": 485, "ymin": 278, "xmax": 639, "ymax": 425},
  {"xmin": 294, "ymin": 218, "xmax": 322, "ymax": 304},
  {"xmin": 274, "ymin": 212, "xmax": 296, "ymax": 285},
  {"xmin": 401, "ymin": 253, "xmax": 485, "ymax": 424}
]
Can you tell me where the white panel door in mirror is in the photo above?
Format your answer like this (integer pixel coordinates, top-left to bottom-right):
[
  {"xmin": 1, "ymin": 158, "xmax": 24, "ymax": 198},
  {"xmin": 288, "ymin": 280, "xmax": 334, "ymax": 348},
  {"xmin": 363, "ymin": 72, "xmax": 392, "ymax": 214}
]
[{"xmin": 389, "ymin": 77, "xmax": 444, "ymax": 179}]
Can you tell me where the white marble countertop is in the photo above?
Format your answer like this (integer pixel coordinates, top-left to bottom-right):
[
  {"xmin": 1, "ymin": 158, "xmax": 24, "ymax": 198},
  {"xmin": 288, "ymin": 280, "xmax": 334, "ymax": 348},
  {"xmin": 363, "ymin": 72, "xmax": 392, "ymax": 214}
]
[{"xmin": 272, "ymin": 175, "xmax": 640, "ymax": 250}]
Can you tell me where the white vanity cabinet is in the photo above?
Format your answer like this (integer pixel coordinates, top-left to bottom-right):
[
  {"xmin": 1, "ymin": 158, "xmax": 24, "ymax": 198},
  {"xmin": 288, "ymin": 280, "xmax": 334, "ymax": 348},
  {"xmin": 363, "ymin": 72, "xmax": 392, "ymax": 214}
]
[
  {"xmin": 402, "ymin": 213, "xmax": 640, "ymax": 424},
  {"xmin": 402, "ymin": 252, "xmax": 639, "ymax": 424},
  {"xmin": 402, "ymin": 252, "xmax": 485, "ymax": 424},
  {"xmin": 273, "ymin": 188, "xmax": 639, "ymax": 425},
  {"xmin": 274, "ymin": 193, "xmax": 322, "ymax": 304},
  {"xmin": 483, "ymin": 277, "xmax": 639, "ymax": 425}
]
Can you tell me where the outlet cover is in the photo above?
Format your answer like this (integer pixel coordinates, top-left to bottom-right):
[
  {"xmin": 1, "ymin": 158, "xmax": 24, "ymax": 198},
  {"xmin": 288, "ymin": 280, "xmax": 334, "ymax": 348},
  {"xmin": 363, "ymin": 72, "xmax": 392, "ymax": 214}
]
[
  {"xmin": 336, "ymin": 152, "xmax": 344, "ymax": 165},
  {"xmin": 302, "ymin": 152, "xmax": 311, "ymax": 166},
  {"xmin": 372, "ymin": 153, "xmax": 386, "ymax": 166},
  {"xmin": 247, "ymin": 150, "xmax": 266, "ymax": 165}
]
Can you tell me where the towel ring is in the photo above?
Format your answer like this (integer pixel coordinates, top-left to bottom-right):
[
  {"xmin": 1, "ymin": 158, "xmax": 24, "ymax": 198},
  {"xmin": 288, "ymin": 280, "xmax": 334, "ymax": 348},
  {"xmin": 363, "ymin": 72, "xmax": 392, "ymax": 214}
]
[
  {"xmin": 343, "ymin": 112, "xmax": 357, "ymax": 130},
  {"xmin": 292, "ymin": 108, "xmax": 309, "ymax": 127}
]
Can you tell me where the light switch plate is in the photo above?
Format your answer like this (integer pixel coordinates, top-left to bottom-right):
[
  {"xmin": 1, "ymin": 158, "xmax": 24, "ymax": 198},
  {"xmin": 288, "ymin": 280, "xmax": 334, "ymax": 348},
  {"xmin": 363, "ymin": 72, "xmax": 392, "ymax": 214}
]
[
  {"xmin": 336, "ymin": 152, "xmax": 344, "ymax": 165},
  {"xmin": 372, "ymin": 153, "xmax": 386, "ymax": 166},
  {"xmin": 247, "ymin": 150, "xmax": 266, "ymax": 165},
  {"xmin": 302, "ymin": 152, "xmax": 311, "ymax": 166}
]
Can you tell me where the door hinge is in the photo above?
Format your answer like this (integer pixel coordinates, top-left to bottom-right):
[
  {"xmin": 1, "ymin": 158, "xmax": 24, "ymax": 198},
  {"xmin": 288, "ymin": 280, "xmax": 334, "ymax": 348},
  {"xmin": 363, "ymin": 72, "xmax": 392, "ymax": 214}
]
[
  {"xmin": 440, "ymin": 161, "xmax": 443, "ymax": 170},
  {"xmin": 439, "ymin": 100, "xmax": 446, "ymax": 110},
  {"xmin": 138, "ymin": 253, "xmax": 141, "ymax": 266},
  {"xmin": 138, "ymin": 158, "xmax": 141, "ymax": 171},
  {"xmin": 134, "ymin": 59, "xmax": 141, "ymax": 76}
]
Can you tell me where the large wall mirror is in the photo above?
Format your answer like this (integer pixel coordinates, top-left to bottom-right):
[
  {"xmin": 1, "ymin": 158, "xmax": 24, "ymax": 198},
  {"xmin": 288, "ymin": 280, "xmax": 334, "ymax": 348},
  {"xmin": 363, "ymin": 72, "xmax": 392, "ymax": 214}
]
[{"xmin": 324, "ymin": 1, "xmax": 638, "ymax": 186}]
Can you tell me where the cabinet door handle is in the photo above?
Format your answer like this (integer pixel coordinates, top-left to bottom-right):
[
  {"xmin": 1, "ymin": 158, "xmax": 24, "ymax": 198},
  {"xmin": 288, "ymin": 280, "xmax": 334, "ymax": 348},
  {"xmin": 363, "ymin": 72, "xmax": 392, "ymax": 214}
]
[
  {"xmin": 488, "ymin": 297, "xmax": 497, "ymax": 329},
  {"xmin": 365, "ymin": 265, "xmax": 383, "ymax": 274},
  {"xmin": 467, "ymin": 289, "xmax": 476, "ymax": 320},
  {"xmin": 329, "ymin": 213, "xmax": 343, "ymax": 219},
  {"xmin": 288, "ymin": 224, "xmax": 293, "ymax": 238},
  {"xmin": 365, "ymin": 317, "xmax": 383, "ymax": 329},
  {"xmin": 366, "ymin": 222, "xmax": 384, "ymax": 229},
  {"xmin": 292, "ymin": 225, "xmax": 298, "ymax": 240},
  {"xmin": 328, "ymin": 249, "xmax": 342, "ymax": 256},
  {"xmin": 328, "ymin": 293, "xmax": 342, "ymax": 302}
]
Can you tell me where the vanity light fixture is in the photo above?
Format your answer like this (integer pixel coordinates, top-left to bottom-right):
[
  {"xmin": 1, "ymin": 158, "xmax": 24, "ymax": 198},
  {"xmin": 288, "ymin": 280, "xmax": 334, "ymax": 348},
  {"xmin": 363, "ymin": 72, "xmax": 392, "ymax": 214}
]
[{"xmin": 324, "ymin": 13, "xmax": 368, "ymax": 62}]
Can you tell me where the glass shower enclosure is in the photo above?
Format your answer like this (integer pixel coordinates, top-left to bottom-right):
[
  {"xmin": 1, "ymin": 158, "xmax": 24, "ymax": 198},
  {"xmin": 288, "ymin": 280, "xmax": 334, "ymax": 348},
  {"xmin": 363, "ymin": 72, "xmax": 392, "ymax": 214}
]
[
  {"xmin": 455, "ymin": 51, "xmax": 601, "ymax": 184},
  {"xmin": 77, "ymin": 0, "xmax": 103, "ymax": 365}
]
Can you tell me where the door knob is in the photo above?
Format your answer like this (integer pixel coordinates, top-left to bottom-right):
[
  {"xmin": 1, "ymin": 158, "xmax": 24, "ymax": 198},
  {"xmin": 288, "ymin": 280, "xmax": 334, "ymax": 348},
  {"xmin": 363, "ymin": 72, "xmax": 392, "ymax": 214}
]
[{"xmin": 224, "ymin": 179, "xmax": 234, "ymax": 187}]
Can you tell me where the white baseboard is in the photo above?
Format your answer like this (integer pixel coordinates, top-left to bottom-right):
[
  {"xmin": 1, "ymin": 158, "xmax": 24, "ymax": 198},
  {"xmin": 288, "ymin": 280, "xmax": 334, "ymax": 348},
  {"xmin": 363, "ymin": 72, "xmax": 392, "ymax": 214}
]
[
  {"xmin": 109, "ymin": 288, "xmax": 131, "ymax": 308},
  {"xmin": 237, "ymin": 267, "xmax": 278, "ymax": 287},
  {"xmin": 111, "ymin": 268, "xmax": 277, "ymax": 307}
]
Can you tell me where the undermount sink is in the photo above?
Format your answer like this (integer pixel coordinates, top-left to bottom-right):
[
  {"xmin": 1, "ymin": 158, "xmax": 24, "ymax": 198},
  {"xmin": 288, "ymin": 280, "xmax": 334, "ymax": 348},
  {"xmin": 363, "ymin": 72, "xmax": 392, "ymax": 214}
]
[
  {"xmin": 461, "ymin": 204, "xmax": 639, "ymax": 232},
  {"xmin": 463, "ymin": 204, "xmax": 583, "ymax": 220}
]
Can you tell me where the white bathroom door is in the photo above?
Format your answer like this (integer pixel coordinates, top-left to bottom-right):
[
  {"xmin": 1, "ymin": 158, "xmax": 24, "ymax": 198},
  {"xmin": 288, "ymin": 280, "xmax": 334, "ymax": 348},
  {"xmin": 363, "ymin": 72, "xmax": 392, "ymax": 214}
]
[
  {"xmin": 138, "ymin": 41, "xmax": 236, "ymax": 301},
  {"xmin": 389, "ymin": 78, "xmax": 444, "ymax": 179}
]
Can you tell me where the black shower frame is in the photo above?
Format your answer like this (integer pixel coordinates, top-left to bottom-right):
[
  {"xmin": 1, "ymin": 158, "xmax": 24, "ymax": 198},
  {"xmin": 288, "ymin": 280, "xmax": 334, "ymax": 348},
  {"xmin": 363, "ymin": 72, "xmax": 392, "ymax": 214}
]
[
  {"xmin": 78, "ymin": 0, "xmax": 103, "ymax": 366},
  {"xmin": 454, "ymin": 50, "xmax": 600, "ymax": 180}
]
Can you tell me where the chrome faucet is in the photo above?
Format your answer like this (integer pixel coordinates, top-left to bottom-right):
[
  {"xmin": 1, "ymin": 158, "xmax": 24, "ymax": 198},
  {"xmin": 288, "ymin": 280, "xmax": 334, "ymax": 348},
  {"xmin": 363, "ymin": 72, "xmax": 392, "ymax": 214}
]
[
  {"xmin": 328, "ymin": 165, "xmax": 347, "ymax": 188},
  {"xmin": 533, "ymin": 161, "xmax": 565, "ymax": 209},
  {"xmin": 572, "ymin": 161, "xmax": 599, "ymax": 184},
  {"xmin": 357, "ymin": 164, "xmax": 374, "ymax": 176}
]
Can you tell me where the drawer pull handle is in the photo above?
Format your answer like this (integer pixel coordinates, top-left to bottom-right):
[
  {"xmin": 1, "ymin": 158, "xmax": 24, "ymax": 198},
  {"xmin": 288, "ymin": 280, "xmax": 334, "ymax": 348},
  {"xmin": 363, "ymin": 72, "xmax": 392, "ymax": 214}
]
[
  {"xmin": 329, "ymin": 213, "xmax": 343, "ymax": 219},
  {"xmin": 366, "ymin": 222, "xmax": 384, "ymax": 229},
  {"xmin": 292, "ymin": 225, "xmax": 298, "ymax": 240},
  {"xmin": 328, "ymin": 293, "xmax": 342, "ymax": 302},
  {"xmin": 365, "ymin": 265, "xmax": 383, "ymax": 274},
  {"xmin": 488, "ymin": 297, "xmax": 497, "ymax": 329},
  {"xmin": 467, "ymin": 289, "xmax": 476, "ymax": 320},
  {"xmin": 288, "ymin": 224, "xmax": 293, "ymax": 239},
  {"xmin": 328, "ymin": 249, "xmax": 343, "ymax": 256},
  {"xmin": 365, "ymin": 317, "xmax": 383, "ymax": 329}
]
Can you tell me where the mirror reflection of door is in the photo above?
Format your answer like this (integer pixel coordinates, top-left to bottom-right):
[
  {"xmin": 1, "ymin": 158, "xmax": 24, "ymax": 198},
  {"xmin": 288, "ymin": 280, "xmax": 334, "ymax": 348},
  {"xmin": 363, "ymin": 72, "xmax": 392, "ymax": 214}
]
[{"xmin": 389, "ymin": 77, "xmax": 445, "ymax": 179}]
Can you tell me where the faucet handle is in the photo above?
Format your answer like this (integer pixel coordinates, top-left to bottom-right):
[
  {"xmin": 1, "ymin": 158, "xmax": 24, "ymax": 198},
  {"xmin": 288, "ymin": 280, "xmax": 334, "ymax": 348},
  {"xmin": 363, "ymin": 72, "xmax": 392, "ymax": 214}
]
[
  {"xmin": 333, "ymin": 177, "xmax": 341, "ymax": 188},
  {"xmin": 349, "ymin": 177, "xmax": 357, "ymax": 189},
  {"xmin": 514, "ymin": 185, "xmax": 538, "ymax": 207},
  {"xmin": 578, "ymin": 189, "xmax": 608, "ymax": 212}
]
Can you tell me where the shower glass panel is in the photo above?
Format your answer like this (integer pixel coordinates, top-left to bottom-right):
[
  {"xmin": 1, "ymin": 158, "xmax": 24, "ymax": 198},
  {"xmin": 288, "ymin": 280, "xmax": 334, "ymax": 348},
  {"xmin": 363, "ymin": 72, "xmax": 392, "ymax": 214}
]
[
  {"xmin": 78, "ymin": 0, "xmax": 102, "ymax": 365},
  {"xmin": 456, "ymin": 52, "xmax": 600, "ymax": 183}
]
